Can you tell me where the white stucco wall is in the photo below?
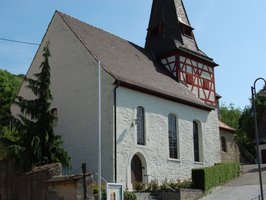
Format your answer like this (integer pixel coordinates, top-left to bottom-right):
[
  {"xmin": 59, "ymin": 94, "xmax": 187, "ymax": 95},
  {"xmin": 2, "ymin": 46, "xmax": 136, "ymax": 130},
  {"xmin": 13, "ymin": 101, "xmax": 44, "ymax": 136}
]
[
  {"xmin": 11, "ymin": 13, "xmax": 115, "ymax": 182},
  {"xmin": 116, "ymin": 87, "xmax": 220, "ymax": 190}
]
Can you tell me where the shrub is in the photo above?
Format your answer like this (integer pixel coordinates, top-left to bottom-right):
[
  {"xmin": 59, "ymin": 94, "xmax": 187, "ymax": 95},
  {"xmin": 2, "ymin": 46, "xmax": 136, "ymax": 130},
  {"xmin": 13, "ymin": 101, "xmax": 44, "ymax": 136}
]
[
  {"xmin": 192, "ymin": 162, "xmax": 240, "ymax": 191},
  {"xmin": 144, "ymin": 178, "xmax": 192, "ymax": 192},
  {"xmin": 159, "ymin": 178, "xmax": 192, "ymax": 191},
  {"xmin": 176, "ymin": 179, "xmax": 192, "ymax": 189},
  {"xmin": 90, "ymin": 182, "xmax": 106, "ymax": 200},
  {"xmin": 158, "ymin": 178, "xmax": 174, "ymax": 192},
  {"xmin": 134, "ymin": 182, "xmax": 146, "ymax": 191},
  {"xmin": 146, "ymin": 179, "xmax": 159, "ymax": 191},
  {"xmin": 124, "ymin": 191, "xmax": 137, "ymax": 200}
]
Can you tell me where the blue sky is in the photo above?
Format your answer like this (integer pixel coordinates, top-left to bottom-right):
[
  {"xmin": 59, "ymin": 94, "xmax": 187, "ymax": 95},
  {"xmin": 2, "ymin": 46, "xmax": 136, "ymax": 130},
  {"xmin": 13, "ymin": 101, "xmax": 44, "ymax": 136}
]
[{"xmin": 1, "ymin": 0, "xmax": 266, "ymax": 109}]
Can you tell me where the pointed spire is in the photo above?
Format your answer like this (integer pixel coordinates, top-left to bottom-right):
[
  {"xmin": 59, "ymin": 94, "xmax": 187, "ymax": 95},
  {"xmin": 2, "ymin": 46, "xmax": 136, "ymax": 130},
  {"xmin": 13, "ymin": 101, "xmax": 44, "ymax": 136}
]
[{"xmin": 145, "ymin": 0, "xmax": 210, "ymax": 61}]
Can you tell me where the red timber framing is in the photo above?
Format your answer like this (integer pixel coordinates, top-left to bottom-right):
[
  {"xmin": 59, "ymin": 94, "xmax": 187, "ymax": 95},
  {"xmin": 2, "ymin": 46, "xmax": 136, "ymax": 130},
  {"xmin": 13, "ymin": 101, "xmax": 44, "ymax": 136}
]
[{"xmin": 159, "ymin": 52, "xmax": 217, "ymax": 106}]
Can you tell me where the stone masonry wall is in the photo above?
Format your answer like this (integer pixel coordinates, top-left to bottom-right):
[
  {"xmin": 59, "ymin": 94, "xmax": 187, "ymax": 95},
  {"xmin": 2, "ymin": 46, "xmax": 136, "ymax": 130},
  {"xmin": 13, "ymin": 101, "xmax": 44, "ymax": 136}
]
[
  {"xmin": 0, "ymin": 160, "xmax": 62, "ymax": 200},
  {"xmin": 0, "ymin": 160, "xmax": 93, "ymax": 200},
  {"xmin": 220, "ymin": 130, "xmax": 240, "ymax": 163}
]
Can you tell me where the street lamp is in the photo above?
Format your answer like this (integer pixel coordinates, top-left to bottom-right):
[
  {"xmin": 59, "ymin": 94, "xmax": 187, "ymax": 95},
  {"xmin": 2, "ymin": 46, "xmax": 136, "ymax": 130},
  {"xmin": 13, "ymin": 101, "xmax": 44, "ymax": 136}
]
[{"xmin": 251, "ymin": 77, "xmax": 266, "ymax": 200}]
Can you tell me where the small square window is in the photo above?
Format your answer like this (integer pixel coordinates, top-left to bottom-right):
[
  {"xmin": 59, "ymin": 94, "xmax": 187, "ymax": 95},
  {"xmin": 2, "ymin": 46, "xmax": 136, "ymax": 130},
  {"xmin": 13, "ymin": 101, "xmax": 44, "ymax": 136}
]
[
  {"xmin": 148, "ymin": 23, "xmax": 164, "ymax": 37},
  {"xmin": 181, "ymin": 23, "xmax": 193, "ymax": 38},
  {"xmin": 186, "ymin": 73, "xmax": 193, "ymax": 84},
  {"xmin": 203, "ymin": 79, "xmax": 209, "ymax": 89}
]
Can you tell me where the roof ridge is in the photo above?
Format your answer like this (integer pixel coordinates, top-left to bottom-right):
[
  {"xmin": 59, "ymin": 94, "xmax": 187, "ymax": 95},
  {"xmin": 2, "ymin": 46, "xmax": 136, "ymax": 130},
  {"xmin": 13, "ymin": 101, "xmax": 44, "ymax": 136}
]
[
  {"xmin": 55, "ymin": 10, "xmax": 150, "ymax": 82},
  {"xmin": 56, "ymin": 10, "xmax": 143, "ymax": 50},
  {"xmin": 56, "ymin": 10, "xmax": 99, "ymax": 61}
]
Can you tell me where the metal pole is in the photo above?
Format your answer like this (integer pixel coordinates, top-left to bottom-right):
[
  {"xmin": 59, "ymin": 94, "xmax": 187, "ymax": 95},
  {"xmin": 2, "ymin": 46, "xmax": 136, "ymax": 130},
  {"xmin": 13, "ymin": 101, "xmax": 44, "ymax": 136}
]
[
  {"xmin": 98, "ymin": 61, "xmax": 102, "ymax": 200},
  {"xmin": 251, "ymin": 85, "xmax": 264, "ymax": 200}
]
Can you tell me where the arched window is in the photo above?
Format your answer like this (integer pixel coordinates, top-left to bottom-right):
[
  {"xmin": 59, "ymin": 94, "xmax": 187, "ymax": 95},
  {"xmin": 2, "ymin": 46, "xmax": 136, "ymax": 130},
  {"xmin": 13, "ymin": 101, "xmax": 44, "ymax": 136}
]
[
  {"xmin": 193, "ymin": 121, "xmax": 200, "ymax": 162},
  {"xmin": 137, "ymin": 106, "xmax": 145, "ymax": 145},
  {"xmin": 168, "ymin": 114, "xmax": 178, "ymax": 159}
]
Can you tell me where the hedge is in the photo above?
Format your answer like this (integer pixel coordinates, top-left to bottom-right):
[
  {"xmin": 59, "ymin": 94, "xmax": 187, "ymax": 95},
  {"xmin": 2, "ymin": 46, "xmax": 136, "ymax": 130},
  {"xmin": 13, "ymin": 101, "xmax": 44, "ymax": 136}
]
[{"xmin": 192, "ymin": 162, "xmax": 240, "ymax": 191}]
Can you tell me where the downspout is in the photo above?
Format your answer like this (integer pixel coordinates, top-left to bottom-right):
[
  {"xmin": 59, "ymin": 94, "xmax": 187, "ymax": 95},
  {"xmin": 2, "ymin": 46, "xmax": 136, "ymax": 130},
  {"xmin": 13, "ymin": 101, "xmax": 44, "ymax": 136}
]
[{"xmin": 114, "ymin": 80, "xmax": 120, "ymax": 183}]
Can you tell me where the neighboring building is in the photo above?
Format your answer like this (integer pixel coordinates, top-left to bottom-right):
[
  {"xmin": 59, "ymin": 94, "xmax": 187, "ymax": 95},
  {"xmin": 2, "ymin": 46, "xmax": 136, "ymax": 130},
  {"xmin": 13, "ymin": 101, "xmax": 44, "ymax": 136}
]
[
  {"xmin": 219, "ymin": 121, "xmax": 240, "ymax": 163},
  {"xmin": 259, "ymin": 144, "xmax": 266, "ymax": 164},
  {"xmin": 12, "ymin": 0, "xmax": 222, "ymax": 190},
  {"xmin": 258, "ymin": 111, "xmax": 266, "ymax": 164}
]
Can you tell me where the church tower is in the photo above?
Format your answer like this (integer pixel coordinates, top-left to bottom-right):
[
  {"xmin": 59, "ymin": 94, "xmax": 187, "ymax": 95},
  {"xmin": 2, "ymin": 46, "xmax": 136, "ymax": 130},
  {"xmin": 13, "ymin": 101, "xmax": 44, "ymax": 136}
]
[{"xmin": 145, "ymin": 0, "xmax": 218, "ymax": 106}]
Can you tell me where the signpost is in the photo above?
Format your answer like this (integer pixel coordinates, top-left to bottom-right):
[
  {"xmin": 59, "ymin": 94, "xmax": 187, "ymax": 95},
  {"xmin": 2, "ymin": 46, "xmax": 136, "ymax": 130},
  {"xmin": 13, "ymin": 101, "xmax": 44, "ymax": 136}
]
[{"xmin": 106, "ymin": 183, "xmax": 123, "ymax": 200}]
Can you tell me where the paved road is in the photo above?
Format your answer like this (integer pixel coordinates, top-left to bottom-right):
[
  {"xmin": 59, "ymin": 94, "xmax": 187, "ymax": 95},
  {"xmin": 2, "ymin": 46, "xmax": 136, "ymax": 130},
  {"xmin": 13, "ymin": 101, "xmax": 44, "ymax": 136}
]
[{"xmin": 199, "ymin": 164, "xmax": 266, "ymax": 200}]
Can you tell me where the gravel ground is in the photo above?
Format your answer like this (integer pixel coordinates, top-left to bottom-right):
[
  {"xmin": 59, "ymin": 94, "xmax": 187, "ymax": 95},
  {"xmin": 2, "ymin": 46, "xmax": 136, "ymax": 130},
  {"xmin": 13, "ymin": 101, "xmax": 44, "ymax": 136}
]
[{"xmin": 199, "ymin": 164, "xmax": 266, "ymax": 200}]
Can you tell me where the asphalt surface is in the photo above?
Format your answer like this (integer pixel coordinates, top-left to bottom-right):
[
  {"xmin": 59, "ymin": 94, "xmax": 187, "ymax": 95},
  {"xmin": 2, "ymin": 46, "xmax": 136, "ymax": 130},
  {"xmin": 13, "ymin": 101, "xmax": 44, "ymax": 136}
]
[{"xmin": 199, "ymin": 164, "xmax": 266, "ymax": 200}]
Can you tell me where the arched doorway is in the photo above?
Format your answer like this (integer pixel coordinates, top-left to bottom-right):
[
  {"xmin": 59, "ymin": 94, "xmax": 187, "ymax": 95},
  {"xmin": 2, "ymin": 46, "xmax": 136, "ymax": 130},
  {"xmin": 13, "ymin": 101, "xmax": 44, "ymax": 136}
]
[{"xmin": 131, "ymin": 154, "xmax": 143, "ymax": 190}]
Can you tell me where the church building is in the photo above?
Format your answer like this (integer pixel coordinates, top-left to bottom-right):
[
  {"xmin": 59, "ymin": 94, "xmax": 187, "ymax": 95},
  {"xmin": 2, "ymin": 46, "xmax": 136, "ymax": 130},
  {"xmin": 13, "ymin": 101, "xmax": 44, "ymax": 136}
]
[{"xmin": 12, "ymin": 0, "xmax": 222, "ymax": 190}]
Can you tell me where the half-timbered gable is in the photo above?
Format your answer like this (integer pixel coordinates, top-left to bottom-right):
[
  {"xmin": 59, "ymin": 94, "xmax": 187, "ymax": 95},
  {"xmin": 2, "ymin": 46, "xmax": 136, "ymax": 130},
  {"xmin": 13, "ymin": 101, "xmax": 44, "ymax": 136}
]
[{"xmin": 145, "ymin": 0, "xmax": 218, "ymax": 106}]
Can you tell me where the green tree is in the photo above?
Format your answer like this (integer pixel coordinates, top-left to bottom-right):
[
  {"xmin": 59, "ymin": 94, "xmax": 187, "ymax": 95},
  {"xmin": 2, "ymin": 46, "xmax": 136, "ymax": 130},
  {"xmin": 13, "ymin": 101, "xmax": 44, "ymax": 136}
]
[
  {"xmin": 219, "ymin": 103, "xmax": 242, "ymax": 129},
  {"xmin": 239, "ymin": 94, "xmax": 266, "ymax": 142},
  {"xmin": 219, "ymin": 103, "xmax": 251, "ymax": 149},
  {"xmin": 0, "ymin": 42, "xmax": 70, "ymax": 169},
  {"xmin": 236, "ymin": 91, "xmax": 266, "ymax": 157},
  {"xmin": 0, "ymin": 70, "xmax": 23, "ymax": 133}
]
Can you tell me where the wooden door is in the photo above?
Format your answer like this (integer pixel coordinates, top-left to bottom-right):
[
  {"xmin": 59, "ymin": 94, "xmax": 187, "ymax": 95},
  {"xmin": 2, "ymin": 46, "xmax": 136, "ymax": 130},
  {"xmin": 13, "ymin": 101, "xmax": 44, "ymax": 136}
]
[{"xmin": 131, "ymin": 155, "xmax": 143, "ymax": 189}]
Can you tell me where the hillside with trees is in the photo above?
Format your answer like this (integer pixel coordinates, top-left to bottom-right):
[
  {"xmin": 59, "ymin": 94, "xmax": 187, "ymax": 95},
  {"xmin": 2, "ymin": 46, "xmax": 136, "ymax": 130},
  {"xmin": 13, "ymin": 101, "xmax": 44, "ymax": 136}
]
[{"xmin": 0, "ymin": 69, "xmax": 23, "ymax": 133}]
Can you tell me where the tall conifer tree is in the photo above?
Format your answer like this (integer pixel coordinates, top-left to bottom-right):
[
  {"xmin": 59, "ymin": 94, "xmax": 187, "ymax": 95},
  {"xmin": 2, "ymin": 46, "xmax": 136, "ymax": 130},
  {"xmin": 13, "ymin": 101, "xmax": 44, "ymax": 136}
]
[{"xmin": 1, "ymin": 42, "xmax": 70, "ymax": 169}]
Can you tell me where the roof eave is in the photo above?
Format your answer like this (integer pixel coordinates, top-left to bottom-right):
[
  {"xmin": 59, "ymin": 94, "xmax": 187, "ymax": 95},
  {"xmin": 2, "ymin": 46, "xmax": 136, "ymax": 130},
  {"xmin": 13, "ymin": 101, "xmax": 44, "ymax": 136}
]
[
  {"xmin": 219, "ymin": 126, "xmax": 236, "ymax": 134},
  {"xmin": 178, "ymin": 46, "xmax": 219, "ymax": 67},
  {"xmin": 115, "ymin": 80, "xmax": 213, "ymax": 112}
]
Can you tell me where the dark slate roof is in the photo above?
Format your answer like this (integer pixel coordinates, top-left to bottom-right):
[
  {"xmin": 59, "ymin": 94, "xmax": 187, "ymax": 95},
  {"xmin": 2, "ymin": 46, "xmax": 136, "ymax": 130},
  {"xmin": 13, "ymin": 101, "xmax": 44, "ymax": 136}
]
[
  {"xmin": 145, "ymin": 0, "xmax": 216, "ymax": 65},
  {"xmin": 57, "ymin": 11, "xmax": 212, "ymax": 110},
  {"xmin": 174, "ymin": 0, "xmax": 190, "ymax": 26}
]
